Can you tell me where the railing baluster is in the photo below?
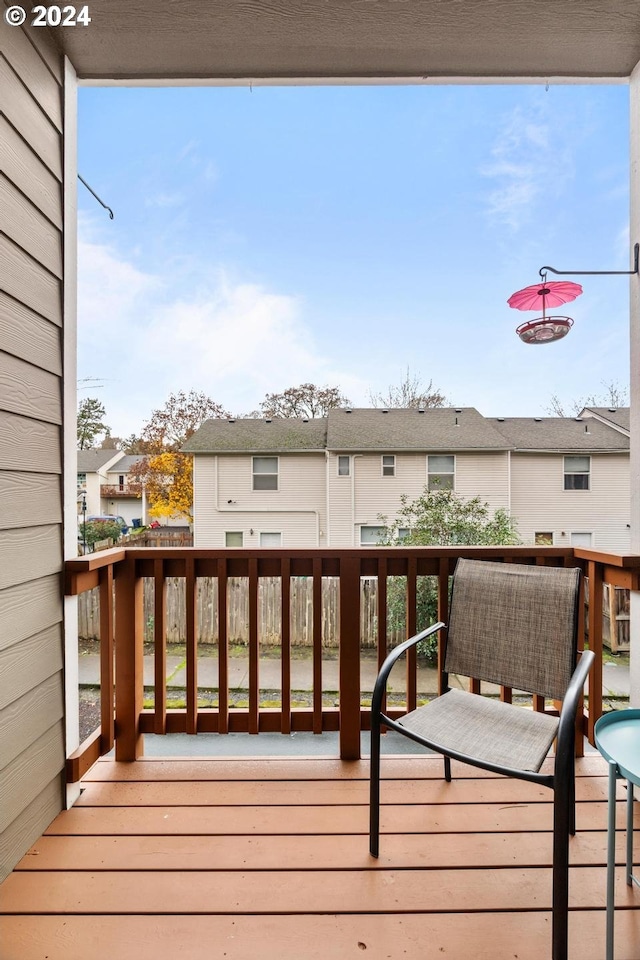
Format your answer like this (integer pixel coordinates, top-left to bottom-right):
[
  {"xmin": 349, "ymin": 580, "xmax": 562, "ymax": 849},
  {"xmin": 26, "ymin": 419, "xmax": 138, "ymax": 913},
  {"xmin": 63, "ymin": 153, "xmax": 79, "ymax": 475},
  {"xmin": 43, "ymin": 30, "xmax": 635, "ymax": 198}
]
[
  {"xmin": 587, "ymin": 560, "xmax": 604, "ymax": 746},
  {"xmin": 280, "ymin": 559, "xmax": 291, "ymax": 734},
  {"xmin": 437, "ymin": 558, "xmax": 449, "ymax": 698},
  {"xmin": 185, "ymin": 557, "xmax": 198, "ymax": 734},
  {"xmin": 248, "ymin": 558, "xmax": 259, "ymax": 734},
  {"xmin": 115, "ymin": 554, "xmax": 143, "ymax": 761},
  {"xmin": 377, "ymin": 558, "xmax": 388, "ymax": 717},
  {"xmin": 99, "ymin": 564, "xmax": 114, "ymax": 753},
  {"xmin": 406, "ymin": 557, "xmax": 417, "ymax": 713},
  {"xmin": 312, "ymin": 557, "xmax": 323, "ymax": 735},
  {"xmin": 153, "ymin": 559, "xmax": 167, "ymax": 735},
  {"xmin": 217, "ymin": 558, "xmax": 229, "ymax": 734},
  {"xmin": 339, "ymin": 556, "xmax": 361, "ymax": 760},
  {"xmin": 533, "ymin": 694, "xmax": 545, "ymax": 713}
]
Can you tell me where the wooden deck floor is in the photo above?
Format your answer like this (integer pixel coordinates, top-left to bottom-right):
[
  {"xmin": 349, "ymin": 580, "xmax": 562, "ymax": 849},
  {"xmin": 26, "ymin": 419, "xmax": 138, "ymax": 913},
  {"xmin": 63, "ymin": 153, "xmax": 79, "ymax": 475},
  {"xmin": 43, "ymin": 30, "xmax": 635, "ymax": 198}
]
[{"xmin": 1, "ymin": 752, "xmax": 640, "ymax": 959}]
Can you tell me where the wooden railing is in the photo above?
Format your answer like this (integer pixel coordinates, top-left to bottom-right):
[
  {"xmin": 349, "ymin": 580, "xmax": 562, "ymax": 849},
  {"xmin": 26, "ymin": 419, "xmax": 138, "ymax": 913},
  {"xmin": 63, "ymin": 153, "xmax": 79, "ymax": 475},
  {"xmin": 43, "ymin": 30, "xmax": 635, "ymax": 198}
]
[
  {"xmin": 64, "ymin": 546, "xmax": 640, "ymax": 780},
  {"xmin": 100, "ymin": 483, "xmax": 142, "ymax": 497}
]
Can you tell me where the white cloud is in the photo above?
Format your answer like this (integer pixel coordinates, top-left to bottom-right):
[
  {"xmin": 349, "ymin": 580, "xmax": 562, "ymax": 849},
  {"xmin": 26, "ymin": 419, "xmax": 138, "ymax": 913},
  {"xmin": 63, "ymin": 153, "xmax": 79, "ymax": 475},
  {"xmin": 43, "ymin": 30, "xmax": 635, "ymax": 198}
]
[
  {"xmin": 480, "ymin": 105, "xmax": 573, "ymax": 232},
  {"xmin": 76, "ymin": 224, "xmax": 364, "ymax": 433}
]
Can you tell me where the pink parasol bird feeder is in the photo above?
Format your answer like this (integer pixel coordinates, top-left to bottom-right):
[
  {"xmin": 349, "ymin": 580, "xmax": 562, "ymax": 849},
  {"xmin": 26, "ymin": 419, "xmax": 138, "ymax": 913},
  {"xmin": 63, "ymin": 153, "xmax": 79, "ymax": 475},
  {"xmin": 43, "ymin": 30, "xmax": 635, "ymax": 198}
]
[
  {"xmin": 507, "ymin": 243, "xmax": 639, "ymax": 345},
  {"xmin": 507, "ymin": 277, "xmax": 583, "ymax": 344}
]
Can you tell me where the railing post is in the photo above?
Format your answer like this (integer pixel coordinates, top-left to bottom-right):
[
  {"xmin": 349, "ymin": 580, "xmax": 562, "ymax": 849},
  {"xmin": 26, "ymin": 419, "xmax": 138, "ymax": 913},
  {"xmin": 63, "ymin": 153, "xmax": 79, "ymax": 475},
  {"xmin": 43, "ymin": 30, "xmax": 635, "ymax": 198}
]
[
  {"xmin": 99, "ymin": 563, "xmax": 115, "ymax": 753},
  {"xmin": 587, "ymin": 560, "xmax": 604, "ymax": 746},
  {"xmin": 115, "ymin": 554, "xmax": 144, "ymax": 761},
  {"xmin": 339, "ymin": 556, "xmax": 361, "ymax": 760}
]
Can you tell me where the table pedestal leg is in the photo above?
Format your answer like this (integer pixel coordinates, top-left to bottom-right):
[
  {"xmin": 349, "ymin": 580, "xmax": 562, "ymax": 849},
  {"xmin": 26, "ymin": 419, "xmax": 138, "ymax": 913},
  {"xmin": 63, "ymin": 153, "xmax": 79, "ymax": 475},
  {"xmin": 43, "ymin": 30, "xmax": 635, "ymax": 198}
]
[{"xmin": 607, "ymin": 760, "xmax": 617, "ymax": 960}]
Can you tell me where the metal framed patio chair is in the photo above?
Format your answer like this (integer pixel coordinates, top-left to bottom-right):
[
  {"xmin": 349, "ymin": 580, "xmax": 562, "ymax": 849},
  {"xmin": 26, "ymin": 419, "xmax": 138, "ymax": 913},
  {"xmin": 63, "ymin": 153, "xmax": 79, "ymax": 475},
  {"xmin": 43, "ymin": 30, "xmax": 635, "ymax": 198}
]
[{"xmin": 369, "ymin": 558, "xmax": 594, "ymax": 960}]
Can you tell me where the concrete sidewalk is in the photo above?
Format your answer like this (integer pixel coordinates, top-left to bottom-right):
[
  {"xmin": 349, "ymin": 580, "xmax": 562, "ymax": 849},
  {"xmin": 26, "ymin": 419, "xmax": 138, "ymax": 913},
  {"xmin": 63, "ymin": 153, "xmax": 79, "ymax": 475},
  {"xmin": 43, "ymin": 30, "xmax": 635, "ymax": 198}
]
[{"xmin": 78, "ymin": 652, "xmax": 631, "ymax": 698}]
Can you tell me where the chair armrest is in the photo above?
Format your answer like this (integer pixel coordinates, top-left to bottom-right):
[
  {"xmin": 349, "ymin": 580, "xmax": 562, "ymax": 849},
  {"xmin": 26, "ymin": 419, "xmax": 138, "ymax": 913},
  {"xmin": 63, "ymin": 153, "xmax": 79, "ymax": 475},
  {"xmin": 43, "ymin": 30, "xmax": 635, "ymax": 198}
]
[
  {"xmin": 371, "ymin": 622, "xmax": 446, "ymax": 717},
  {"xmin": 555, "ymin": 649, "xmax": 596, "ymax": 773}
]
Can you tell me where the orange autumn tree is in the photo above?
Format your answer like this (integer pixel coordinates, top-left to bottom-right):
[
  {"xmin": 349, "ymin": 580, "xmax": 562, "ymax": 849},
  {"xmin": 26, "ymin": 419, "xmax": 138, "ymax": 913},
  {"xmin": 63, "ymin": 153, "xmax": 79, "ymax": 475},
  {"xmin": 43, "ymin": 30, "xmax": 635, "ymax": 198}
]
[{"xmin": 130, "ymin": 390, "xmax": 229, "ymax": 523}]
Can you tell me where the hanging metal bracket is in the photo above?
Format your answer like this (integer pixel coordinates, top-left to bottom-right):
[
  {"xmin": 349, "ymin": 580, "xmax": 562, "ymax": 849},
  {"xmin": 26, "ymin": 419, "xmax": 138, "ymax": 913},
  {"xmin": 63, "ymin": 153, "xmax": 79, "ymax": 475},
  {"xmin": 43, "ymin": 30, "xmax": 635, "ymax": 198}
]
[
  {"xmin": 78, "ymin": 174, "xmax": 114, "ymax": 219},
  {"xmin": 539, "ymin": 242, "xmax": 639, "ymax": 280}
]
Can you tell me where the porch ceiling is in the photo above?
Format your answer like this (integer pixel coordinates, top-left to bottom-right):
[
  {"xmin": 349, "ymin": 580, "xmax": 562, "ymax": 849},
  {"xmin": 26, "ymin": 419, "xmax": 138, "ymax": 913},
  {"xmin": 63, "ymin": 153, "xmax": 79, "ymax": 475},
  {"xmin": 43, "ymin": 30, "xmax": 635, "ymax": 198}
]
[{"xmin": 53, "ymin": 0, "xmax": 640, "ymax": 82}]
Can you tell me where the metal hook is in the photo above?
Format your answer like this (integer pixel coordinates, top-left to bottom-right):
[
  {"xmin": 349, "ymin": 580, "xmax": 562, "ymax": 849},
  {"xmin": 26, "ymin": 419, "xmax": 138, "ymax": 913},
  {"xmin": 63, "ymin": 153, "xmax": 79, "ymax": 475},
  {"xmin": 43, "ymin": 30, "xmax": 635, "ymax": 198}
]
[
  {"xmin": 538, "ymin": 243, "xmax": 639, "ymax": 279},
  {"xmin": 78, "ymin": 174, "xmax": 114, "ymax": 219}
]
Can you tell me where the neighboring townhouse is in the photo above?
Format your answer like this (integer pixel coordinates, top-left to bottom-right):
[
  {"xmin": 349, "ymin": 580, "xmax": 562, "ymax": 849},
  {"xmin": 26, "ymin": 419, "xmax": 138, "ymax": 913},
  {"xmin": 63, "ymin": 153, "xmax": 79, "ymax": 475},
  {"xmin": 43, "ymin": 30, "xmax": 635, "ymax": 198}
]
[
  {"xmin": 76, "ymin": 448, "xmax": 124, "ymax": 517},
  {"xmin": 185, "ymin": 406, "xmax": 631, "ymax": 551},
  {"xmin": 183, "ymin": 417, "xmax": 329, "ymax": 548},
  {"xmin": 492, "ymin": 415, "xmax": 630, "ymax": 551},
  {"xmin": 101, "ymin": 454, "xmax": 146, "ymax": 526}
]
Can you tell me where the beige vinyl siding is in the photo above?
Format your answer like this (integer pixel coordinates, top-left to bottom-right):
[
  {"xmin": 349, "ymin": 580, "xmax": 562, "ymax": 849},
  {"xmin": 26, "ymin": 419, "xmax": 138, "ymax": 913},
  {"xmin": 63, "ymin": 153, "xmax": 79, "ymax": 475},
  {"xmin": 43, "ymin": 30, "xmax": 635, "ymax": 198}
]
[
  {"xmin": 0, "ymin": 18, "xmax": 65, "ymax": 880},
  {"xmin": 453, "ymin": 452, "xmax": 511, "ymax": 511},
  {"xmin": 194, "ymin": 454, "xmax": 326, "ymax": 547},
  {"xmin": 326, "ymin": 452, "xmax": 354, "ymax": 546},
  {"xmin": 510, "ymin": 453, "xmax": 630, "ymax": 552}
]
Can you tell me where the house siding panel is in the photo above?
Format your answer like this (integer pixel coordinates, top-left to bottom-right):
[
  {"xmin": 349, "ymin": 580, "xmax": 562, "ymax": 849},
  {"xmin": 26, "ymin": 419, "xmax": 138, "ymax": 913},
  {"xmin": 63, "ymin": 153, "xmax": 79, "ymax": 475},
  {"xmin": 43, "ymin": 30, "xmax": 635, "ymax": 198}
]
[
  {"xmin": 510, "ymin": 453, "xmax": 630, "ymax": 551},
  {"xmin": 454, "ymin": 452, "xmax": 510, "ymax": 510},
  {"xmin": 194, "ymin": 454, "xmax": 326, "ymax": 547},
  {"xmin": 0, "ymin": 21, "xmax": 65, "ymax": 881}
]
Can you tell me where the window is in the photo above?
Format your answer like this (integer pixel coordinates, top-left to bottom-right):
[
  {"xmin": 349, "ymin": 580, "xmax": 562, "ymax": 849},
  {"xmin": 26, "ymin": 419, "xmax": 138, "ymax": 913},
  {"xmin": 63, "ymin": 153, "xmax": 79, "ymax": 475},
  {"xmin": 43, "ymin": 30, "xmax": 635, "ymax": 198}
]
[
  {"xmin": 564, "ymin": 456, "xmax": 590, "ymax": 490},
  {"xmin": 535, "ymin": 532, "xmax": 554, "ymax": 545},
  {"xmin": 260, "ymin": 532, "xmax": 282, "ymax": 547},
  {"xmin": 253, "ymin": 456, "xmax": 278, "ymax": 490},
  {"xmin": 225, "ymin": 531, "xmax": 243, "ymax": 547},
  {"xmin": 570, "ymin": 532, "xmax": 593, "ymax": 547},
  {"xmin": 77, "ymin": 472, "xmax": 87, "ymax": 489},
  {"xmin": 428, "ymin": 455, "xmax": 454, "ymax": 490},
  {"xmin": 118, "ymin": 474, "xmax": 125, "ymax": 490},
  {"xmin": 360, "ymin": 525, "xmax": 387, "ymax": 545},
  {"xmin": 382, "ymin": 455, "xmax": 395, "ymax": 477},
  {"xmin": 337, "ymin": 455, "xmax": 350, "ymax": 477}
]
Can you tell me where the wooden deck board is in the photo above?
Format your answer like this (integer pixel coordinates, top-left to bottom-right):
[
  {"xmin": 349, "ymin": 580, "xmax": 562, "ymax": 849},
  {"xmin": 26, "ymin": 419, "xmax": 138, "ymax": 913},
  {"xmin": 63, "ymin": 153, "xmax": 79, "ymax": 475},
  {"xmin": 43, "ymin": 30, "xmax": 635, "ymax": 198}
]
[{"xmin": 1, "ymin": 753, "xmax": 639, "ymax": 960}]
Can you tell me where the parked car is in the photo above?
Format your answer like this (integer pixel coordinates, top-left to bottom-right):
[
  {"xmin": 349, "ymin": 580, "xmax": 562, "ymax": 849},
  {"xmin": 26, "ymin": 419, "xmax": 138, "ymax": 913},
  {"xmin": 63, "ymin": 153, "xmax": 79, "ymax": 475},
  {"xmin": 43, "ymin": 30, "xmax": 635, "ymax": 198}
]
[{"xmin": 86, "ymin": 514, "xmax": 129, "ymax": 534}]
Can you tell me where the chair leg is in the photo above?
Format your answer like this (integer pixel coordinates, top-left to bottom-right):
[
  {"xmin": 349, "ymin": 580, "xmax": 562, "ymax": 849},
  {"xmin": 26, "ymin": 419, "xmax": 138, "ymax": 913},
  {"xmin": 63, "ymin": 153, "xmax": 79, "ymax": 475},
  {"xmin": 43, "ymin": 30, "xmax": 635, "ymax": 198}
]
[
  {"xmin": 369, "ymin": 711, "xmax": 381, "ymax": 858},
  {"xmin": 444, "ymin": 755, "xmax": 452, "ymax": 782},
  {"xmin": 552, "ymin": 785, "xmax": 571, "ymax": 960},
  {"xmin": 569, "ymin": 766, "xmax": 576, "ymax": 837}
]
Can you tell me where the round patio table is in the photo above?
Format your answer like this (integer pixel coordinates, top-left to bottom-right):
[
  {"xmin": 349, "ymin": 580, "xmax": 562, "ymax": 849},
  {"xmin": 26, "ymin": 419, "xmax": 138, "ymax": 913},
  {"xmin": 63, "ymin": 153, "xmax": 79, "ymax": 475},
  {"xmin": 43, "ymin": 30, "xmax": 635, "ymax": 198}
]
[{"xmin": 594, "ymin": 708, "xmax": 640, "ymax": 959}]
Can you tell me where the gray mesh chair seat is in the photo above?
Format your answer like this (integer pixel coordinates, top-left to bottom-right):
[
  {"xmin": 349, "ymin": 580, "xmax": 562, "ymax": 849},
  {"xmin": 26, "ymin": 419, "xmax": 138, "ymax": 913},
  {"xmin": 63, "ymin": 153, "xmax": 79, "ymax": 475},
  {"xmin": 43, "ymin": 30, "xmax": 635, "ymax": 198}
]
[
  {"xmin": 398, "ymin": 688, "xmax": 559, "ymax": 773},
  {"xmin": 369, "ymin": 558, "xmax": 594, "ymax": 960}
]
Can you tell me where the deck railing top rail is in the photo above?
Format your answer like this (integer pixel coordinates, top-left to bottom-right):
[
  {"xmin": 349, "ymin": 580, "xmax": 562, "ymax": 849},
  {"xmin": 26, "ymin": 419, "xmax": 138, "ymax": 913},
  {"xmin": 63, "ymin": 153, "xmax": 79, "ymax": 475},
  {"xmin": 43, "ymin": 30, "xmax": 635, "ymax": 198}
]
[{"xmin": 64, "ymin": 545, "xmax": 639, "ymax": 780}]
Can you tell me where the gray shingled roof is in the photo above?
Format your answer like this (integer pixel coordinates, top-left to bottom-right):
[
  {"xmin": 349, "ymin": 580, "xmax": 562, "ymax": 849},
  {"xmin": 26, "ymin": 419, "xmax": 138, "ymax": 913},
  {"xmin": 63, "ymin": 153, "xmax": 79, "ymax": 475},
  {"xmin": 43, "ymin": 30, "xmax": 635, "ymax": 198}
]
[
  {"xmin": 182, "ymin": 418, "xmax": 328, "ymax": 453},
  {"xmin": 491, "ymin": 417, "xmax": 629, "ymax": 451},
  {"xmin": 108, "ymin": 455, "xmax": 146, "ymax": 473},
  {"xmin": 583, "ymin": 406, "xmax": 630, "ymax": 432},
  {"xmin": 77, "ymin": 448, "xmax": 124, "ymax": 472},
  {"xmin": 326, "ymin": 407, "xmax": 510, "ymax": 451}
]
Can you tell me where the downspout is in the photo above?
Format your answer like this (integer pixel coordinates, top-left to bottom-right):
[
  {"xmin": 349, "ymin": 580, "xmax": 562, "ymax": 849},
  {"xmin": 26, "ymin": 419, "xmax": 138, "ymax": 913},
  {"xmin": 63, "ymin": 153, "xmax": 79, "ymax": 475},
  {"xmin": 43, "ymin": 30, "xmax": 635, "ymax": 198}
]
[{"xmin": 325, "ymin": 450, "xmax": 331, "ymax": 547}]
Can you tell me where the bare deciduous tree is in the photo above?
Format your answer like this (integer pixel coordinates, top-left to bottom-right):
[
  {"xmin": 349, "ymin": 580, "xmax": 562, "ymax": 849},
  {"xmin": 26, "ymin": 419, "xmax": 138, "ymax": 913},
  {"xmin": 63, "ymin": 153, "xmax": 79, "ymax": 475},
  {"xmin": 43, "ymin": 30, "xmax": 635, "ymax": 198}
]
[
  {"xmin": 369, "ymin": 367, "xmax": 448, "ymax": 409},
  {"xmin": 546, "ymin": 380, "xmax": 628, "ymax": 417}
]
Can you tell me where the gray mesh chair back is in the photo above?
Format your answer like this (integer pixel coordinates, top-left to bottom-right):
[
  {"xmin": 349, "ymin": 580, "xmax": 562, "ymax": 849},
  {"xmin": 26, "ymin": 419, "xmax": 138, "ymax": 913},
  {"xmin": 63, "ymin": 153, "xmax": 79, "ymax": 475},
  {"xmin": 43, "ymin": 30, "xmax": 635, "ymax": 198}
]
[{"xmin": 446, "ymin": 558, "xmax": 580, "ymax": 701}]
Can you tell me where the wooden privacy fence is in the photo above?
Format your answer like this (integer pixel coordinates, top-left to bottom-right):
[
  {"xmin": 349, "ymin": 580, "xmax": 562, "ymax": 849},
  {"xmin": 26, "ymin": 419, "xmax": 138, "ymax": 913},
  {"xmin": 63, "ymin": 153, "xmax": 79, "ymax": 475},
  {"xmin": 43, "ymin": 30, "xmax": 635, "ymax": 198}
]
[{"xmin": 77, "ymin": 575, "xmax": 404, "ymax": 648}]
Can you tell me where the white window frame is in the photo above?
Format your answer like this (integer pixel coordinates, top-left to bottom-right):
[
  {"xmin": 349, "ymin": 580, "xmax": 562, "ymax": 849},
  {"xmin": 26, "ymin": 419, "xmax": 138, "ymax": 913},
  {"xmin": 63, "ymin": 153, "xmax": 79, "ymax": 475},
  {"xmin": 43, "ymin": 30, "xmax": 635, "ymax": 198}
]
[
  {"xmin": 534, "ymin": 532, "xmax": 554, "ymax": 545},
  {"xmin": 337, "ymin": 455, "xmax": 350, "ymax": 477},
  {"xmin": 252, "ymin": 455, "xmax": 279, "ymax": 491},
  {"xmin": 259, "ymin": 531, "xmax": 282, "ymax": 547},
  {"xmin": 381, "ymin": 455, "xmax": 396, "ymax": 477},
  {"xmin": 427, "ymin": 454, "xmax": 455, "ymax": 491},
  {"xmin": 570, "ymin": 532, "xmax": 594, "ymax": 548},
  {"xmin": 563, "ymin": 455, "xmax": 590, "ymax": 491},
  {"xmin": 360, "ymin": 525, "xmax": 388, "ymax": 545},
  {"xmin": 225, "ymin": 531, "xmax": 243, "ymax": 547}
]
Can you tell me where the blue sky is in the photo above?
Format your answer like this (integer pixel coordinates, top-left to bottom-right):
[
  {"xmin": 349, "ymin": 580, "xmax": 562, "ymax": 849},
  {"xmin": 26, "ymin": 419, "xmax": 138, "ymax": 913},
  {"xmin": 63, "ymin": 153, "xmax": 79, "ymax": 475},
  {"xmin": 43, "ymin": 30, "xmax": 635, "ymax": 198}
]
[{"xmin": 77, "ymin": 83, "xmax": 630, "ymax": 438}]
